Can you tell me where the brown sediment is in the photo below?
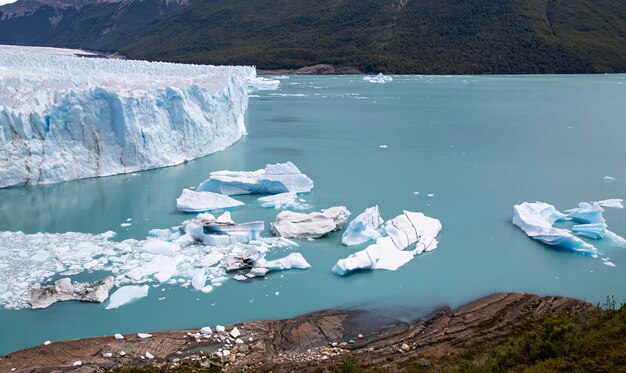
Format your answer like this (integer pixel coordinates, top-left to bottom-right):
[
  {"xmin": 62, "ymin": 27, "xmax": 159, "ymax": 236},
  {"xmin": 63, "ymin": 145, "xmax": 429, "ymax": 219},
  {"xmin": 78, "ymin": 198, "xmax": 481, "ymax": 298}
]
[{"xmin": 0, "ymin": 292, "xmax": 596, "ymax": 372}]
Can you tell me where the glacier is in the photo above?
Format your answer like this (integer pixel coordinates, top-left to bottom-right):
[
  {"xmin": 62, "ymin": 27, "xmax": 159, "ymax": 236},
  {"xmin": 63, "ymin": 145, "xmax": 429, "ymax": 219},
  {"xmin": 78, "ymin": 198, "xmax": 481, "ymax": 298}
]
[
  {"xmin": 0, "ymin": 213, "xmax": 310, "ymax": 309},
  {"xmin": 0, "ymin": 45, "xmax": 256, "ymax": 188},
  {"xmin": 333, "ymin": 211, "xmax": 442, "ymax": 275}
]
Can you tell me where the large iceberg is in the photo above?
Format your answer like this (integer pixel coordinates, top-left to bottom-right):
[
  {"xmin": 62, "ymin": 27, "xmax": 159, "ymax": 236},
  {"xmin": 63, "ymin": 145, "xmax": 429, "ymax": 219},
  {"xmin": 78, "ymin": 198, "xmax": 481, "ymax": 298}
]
[
  {"xmin": 512, "ymin": 201, "xmax": 626, "ymax": 253},
  {"xmin": 333, "ymin": 211, "xmax": 442, "ymax": 275},
  {"xmin": 176, "ymin": 189, "xmax": 244, "ymax": 213},
  {"xmin": 0, "ymin": 45, "xmax": 255, "ymax": 188},
  {"xmin": 512, "ymin": 202, "xmax": 595, "ymax": 253},
  {"xmin": 271, "ymin": 207, "xmax": 351, "ymax": 239},
  {"xmin": 341, "ymin": 206, "xmax": 384, "ymax": 246},
  {"xmin": 197, "ymin": 162, "xmax": 313, "ymax": 195}
]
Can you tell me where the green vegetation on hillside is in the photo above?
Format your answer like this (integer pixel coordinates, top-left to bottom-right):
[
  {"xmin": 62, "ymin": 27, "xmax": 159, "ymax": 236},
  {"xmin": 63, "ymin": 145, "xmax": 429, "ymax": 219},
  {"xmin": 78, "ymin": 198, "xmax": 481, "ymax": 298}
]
[{"xmin": 1, "ymin": 0, "xmax": 625, "ymax": 74}]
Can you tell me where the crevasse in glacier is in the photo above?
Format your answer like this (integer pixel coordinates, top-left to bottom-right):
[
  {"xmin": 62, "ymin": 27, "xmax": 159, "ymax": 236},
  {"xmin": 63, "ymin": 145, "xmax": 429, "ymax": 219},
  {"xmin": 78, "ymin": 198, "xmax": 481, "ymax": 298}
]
[{"xmin": 0, "ymin": 45, "xmax": 256, "ymax": 187}]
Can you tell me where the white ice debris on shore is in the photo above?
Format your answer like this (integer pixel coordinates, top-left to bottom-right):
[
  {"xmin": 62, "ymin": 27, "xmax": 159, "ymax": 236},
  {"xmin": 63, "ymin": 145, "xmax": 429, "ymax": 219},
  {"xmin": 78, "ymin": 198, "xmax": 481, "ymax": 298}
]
[
  {"xmin": 106, "ymin": 285, "xmax": 149, "ymax": 310},
  {"xmin": 333, "ymin": 211, "xmax": 442, "ymax": 275},
  {"xmin": 0, "ymin": 45, "xmax": 255, "ymax": 188},
  {"xmin": 247, "ymin": 77, "xmax": 280, "ymax": 90},
  {"xmin": 0, "ymin": 214, "xmax": 308, "ymax": 309},
  {"xmin": 176, "ymin": 189, "xmax": 244, "ymax": 213},
  {"xmin": 512, "ymin": 201, "xmax": 626, "ymax": 253},
  {"xmin": 271, "ymin": 207, "xmax": 351, "ymax": 239},
  {"xmin": 257, "ymin": 192, "xmax": 309, "ymax": 210},
  {"xmin": 363, "ymin": 73, "xmax": 393, "ymax": 84},
  {"xmin": 29, "ymin": 276, "xmax": 114, "ymax": 309},
  {"xmin": 197, "ymin": 162, "xmax": 313, "ymax": 196},
  {"xmin": 341, "ymin": 206, "xmax": 384, "ymax": 246}
]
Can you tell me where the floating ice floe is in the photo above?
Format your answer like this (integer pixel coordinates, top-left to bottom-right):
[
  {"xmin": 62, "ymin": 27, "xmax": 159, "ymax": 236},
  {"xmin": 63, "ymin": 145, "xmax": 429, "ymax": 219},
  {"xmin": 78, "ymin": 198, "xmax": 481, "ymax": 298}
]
[
  {"xmin": 513, "ymin": 201, "xmax": 626, "ymax": 254},
  {"xmin": 197, "ymin": 162, "xmax": 313, "ymax": 196},
  {"xmin": 513, "ymin": 202, "xmax": 595, "ymax": 253},
  {"xmin": 176, "ymin": 189, "xmax": 245, "ymax": 213},
  {"xmin": 257, "ymin": 192, "xmax": 309, "ymax": 210},
  {"xmin": 247, "ymin": 77, "xmax": 280, "ymax": 90},
  {"xmin": 29, "ymin": 276, "xmax": 114, "ymax": 309},
  {"xmin": 271, "ymin": 207, "xmax": 351, "ymax": 239},
  {"xmin": 106, "ymin": 285, "xmax": 149, "ymax": 310},
  {"xmin": 0, "ymin": 214, "xmax": 309, "ymax": 309},
  {"xmin": 0, "ymin": 45, "xmax": 254, "ymax": 188},
  {"xmin": 597, "ymin": 199, "xmax": 623, "ymax": 209},
  {"xmin": 341, "ymin": 206, "xmax": 384, "ymax": 246},
  {"xmin": 363, "ymin": 73, "xmax": 393, "ymax": 84},
  {"xmin": 333, "ymin": 211, "xmax": 441, "ymax": 275}
]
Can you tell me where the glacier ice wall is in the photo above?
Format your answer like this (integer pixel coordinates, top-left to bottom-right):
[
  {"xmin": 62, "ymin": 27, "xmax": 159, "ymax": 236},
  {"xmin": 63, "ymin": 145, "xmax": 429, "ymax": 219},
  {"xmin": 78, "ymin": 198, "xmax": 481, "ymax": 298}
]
[{"xmin": 0, "ymin": 45, "xmax": 256, "ymax": 187}]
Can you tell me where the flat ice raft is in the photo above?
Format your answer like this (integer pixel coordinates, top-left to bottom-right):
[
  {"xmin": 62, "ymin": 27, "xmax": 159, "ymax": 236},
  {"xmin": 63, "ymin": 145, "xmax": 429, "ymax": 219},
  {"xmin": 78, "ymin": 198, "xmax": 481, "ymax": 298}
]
[
  {"xmin": 333, "ymin": 210, "xmax": 442, "ymax": 275},
  {"xmin": 0, "ymin": 45, "xmax": 255, "ymax": 188},
  {"xmin": 513, "ymin": 201, "xmax": 626, "ymax": 253}
]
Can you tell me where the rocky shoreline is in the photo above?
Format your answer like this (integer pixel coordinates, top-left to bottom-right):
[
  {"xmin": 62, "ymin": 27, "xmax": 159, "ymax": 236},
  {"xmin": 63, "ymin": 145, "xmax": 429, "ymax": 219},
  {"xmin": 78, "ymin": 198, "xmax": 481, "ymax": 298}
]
[{"xmin": 0, "ymin": 292, "xmax": 596, "ymax": 372}]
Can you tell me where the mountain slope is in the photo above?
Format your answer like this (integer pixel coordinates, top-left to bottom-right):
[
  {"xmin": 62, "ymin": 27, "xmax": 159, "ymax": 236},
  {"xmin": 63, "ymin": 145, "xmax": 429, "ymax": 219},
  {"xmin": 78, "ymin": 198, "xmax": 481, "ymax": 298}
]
[{"xmin": 0, "ymin": 0, "xmax": 624, "ymax": 73}]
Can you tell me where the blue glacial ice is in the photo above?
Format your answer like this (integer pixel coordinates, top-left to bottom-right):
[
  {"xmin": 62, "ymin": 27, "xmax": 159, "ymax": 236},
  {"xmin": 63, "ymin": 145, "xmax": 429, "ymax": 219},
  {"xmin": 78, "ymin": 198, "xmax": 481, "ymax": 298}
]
[
  {"xmin": 0, "ymin": 45, "xmax": 255, "ymax": 188},
  {"xmin": 105, "ymin": 285, "xmax": 149, "ymax": 310},
  {"xmin": 271, "ymin": 207, "xmax": 351, "ymax": 239},
  {"xmin": 197, "ymin": 162, "xmax": 313, "ymax": 196},
  {"xmin": 176, "ymin": 189, "xmax": 244, "ymax": 213},
  {"xmin": 333, "ymin": 211, "xmax": 442, "ymax": 275},
  {"xmin": 341, "ymin": 206, "xmax": 384, "ymax": 246},
  {"xmin": 513, "ymin": 201, "xmax": 626, "ymax": 253}
]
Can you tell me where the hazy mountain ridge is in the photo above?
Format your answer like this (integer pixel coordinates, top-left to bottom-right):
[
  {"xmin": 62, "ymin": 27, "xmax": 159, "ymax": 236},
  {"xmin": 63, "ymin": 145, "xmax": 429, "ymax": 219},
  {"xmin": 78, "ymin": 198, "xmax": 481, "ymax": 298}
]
[{"xmin": 0, "ymin": 0, "xmax": 624, "ymax": 74}]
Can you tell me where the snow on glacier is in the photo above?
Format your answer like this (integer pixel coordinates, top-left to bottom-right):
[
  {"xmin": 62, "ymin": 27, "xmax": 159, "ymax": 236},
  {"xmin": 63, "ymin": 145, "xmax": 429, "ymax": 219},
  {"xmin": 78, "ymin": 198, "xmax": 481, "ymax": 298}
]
[
  {"xmin": 0, "ymin": 44, "xmax": 256, "ymax": 188},
  {"xmin": 0, "ymin": 214, "xmax": 309, "ymax": 309},
  {"xmin": 333, "ymin": 211, "xmax": 442, "ymax": 275}
]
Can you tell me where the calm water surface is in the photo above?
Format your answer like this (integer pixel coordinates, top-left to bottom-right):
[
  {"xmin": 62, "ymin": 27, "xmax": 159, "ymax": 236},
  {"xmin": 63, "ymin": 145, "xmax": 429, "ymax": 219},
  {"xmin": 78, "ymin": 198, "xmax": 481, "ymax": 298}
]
[{"xmin": 0, "ymin": 75, "xmax": 625, "ymax": 354}]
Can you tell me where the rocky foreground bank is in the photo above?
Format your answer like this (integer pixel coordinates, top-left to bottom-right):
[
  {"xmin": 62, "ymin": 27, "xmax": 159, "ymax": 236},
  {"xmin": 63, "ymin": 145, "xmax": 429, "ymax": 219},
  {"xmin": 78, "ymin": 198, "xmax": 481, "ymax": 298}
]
[{"xmin": 0, "ymin": 293, "xmax": 597, "ymax": 372}]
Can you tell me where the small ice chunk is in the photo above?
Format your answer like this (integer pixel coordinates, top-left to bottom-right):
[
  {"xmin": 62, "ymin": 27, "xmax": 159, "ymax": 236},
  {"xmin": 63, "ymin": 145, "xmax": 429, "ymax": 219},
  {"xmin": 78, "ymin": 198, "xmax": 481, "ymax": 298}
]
[
  {"xmin": 176, "ymin": 189, "xmax": 244, "ymax": 213},
  {"xmin": 230, "ymin": 327, "xmax": 241, "ymax": 338},
  {"xmin": 603, "ymin": 261, "xmax": 616, "ymax": 267},
  {"xmin": 235, "ymin": 338, "xmax": 244, "ymax": 344},
  {"xmin": 363, "ymin": 73, "xmax": 393, "ymax": 84},
  {"xmin": 216, "ymin": 212, "xmax": 234, "ymax": 224},
  {"xmin": 120, "ymin": 223, "xmax": 132, "ymax": 228},
  {"xmin": 201, "ymin": 327, "xmax": 212, "ymax": 335},
  {"xmin": 103, "ymin": 352, "xmax": 112, "ymax": 358},
  {"xmin": 145, "ymin": 351, "xmax": 154, "ymax": 359},
  {"xmin": 341, "ymin": 206, "xmax": 384, "ymax": 246},
  {"xmin": 597, "ymin": 199, "xmax": 623, "ymax": 209},
  {"xmin": 120, "ymin": 351, "xmax": 126, "ymax": 356},
  {"xmin": 138, "ymin": 333, "xmax": 152, "ymax": 339},
  {"xmin": 603, "ymin": 176, "xmax": 616, "ymax": 181},
  {"xmin": 106, "ymin": 286, "xmax": 149, "ymax": 310},
  {"xmin": 379, "ymin": 145, "xmax": 388, "ymax": 148},
  {"xmin": 73, "ymin": 361, "xmax": 82, "ymax": 366},
  {"xmin": 191, "ymin": 268, "xmax": 207, "ymax": 290},
  {"xmin": 216, "ymin": 325, "xmax": 225, "ymax": 333},
  {"xmin": 255, "ymin": 253, "xmax": 311, "ymax": 271},
  {"xmin": 43, "ymin": 341, "xmax": 51, "ymax": 345},
  {"xmin": 567, "ymin": 202, "xmax": 605, "ymax": 224},
  {"xmin": 140, "ymin": 240, "xmax": 181, "ymax": 255},
  {"xmin": 114, "ymin": 333, "xmax": 124, "ymax": 340},
  {"xmin": 200, "ymin": 285, "xmax": 214, "ymax": 293}
]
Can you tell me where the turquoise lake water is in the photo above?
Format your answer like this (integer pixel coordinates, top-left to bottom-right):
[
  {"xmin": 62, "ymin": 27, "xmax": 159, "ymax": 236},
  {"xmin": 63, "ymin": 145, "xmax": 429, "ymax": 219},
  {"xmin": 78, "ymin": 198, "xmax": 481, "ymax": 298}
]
[{"xmin": 1, "ymin": 75, "xmax": 625, "ymax": 354}]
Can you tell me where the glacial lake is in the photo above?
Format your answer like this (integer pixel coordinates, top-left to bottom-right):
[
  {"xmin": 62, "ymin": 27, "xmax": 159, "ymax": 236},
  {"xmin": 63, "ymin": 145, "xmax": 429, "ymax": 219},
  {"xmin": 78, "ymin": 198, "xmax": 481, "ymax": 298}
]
[{"xmin": 1, "ymin": 74, "xmax": 625, "ymax": 354}]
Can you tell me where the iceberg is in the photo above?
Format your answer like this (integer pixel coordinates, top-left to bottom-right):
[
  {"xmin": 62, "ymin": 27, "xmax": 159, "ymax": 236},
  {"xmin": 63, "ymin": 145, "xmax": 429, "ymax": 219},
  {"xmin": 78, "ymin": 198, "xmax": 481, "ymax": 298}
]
[
  {"xmin": 29, "ymin": 276, "xmax": 113, "ymax": 309},
  {"xmin": 567, "ymin": 202, "xmax": 605, "ymax": 224},
  {"xmin": 363, "ymin": 73, "xmax": 393, "ymax": 84},
  {"xmin": 341, "ymin": 206, "xmax": 384, "ymax": 246},
  {"xmin": 105, "ymin": 285, "xmax": 149, "ymax": 310},
  {"xmin": 197, "ymin": 162, "xmax": 313, "ymax": 196},
  {"xmin": 512, "ymin": 202, "xmax": 595, "ymax": 253},
  {"xmin": 333, "ymin": 211, "xmax": 442, "ymax": 275},
  {"xmin": 257, "ymin": 192, "xmax": 309, "ymax": 210},
  {"xmin": 271, "ymin": 207, "xmax": 351, "ymax": 239},
  {"xmin": 176, "ymin": 189, "xmax": 244, "ymax": 213},
  {"xmin": 0, "ymin": 44, "xmax": 255, "ymax": 188},
  {"xmin": 597, "ymin": 199, "xmax": 624, "ymax": 209},
  {"xmin": 248, "ymin": 77, "xmax": 280, "ymax": 90}
]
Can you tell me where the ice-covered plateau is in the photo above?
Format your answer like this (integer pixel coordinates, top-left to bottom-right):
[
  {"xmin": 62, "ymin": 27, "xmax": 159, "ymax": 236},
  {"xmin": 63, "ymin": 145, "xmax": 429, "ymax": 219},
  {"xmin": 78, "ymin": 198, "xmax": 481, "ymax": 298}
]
[
  {"xmin": 0, "ymin": 44, "xmax": 256, "ymax": 188},
  {"xmin": 0, "ymin": 213, "xmax": 310, "ymax": 309},
  {"xmin": 333, "ymin": 210, "xmax": 442, "ymax": 275},
  {"xmin": 512, "ymin": 201, "xmax": 626, "ymax": 254}
]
